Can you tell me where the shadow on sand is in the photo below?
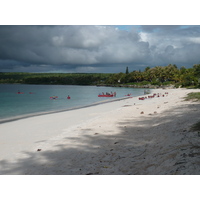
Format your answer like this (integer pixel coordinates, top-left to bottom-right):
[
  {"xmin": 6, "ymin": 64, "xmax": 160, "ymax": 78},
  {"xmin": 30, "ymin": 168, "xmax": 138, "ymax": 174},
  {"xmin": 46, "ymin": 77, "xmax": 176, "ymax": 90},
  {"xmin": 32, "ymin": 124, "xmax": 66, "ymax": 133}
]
[{"xmin": 0, "ymin": 103, "xmax": 200, "ymax": 175}]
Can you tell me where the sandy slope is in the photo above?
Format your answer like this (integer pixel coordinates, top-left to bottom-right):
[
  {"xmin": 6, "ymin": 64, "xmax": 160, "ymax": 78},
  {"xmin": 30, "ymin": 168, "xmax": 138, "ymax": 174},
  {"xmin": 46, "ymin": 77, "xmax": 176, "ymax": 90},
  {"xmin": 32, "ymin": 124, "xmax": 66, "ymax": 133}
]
[{"xmin": 0, "ymin": 88, "xmax": 200, "ymax": 175}]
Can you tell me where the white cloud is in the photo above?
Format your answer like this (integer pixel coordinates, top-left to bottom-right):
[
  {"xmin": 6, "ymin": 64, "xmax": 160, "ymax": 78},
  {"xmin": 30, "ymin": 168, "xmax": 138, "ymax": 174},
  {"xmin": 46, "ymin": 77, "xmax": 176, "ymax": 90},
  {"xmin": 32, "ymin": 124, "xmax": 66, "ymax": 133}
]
[{"xmin": 188, "ymin": 37, "xmax": 200, "ymax": 44}]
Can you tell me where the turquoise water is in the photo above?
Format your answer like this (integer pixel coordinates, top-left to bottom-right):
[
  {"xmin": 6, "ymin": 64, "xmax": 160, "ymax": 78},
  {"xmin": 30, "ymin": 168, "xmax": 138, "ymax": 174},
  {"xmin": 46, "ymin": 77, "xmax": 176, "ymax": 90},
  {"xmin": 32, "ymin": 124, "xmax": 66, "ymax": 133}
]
[{"xmin": 0, "ymin": 84, "xmax": 146, "ymax": 120}]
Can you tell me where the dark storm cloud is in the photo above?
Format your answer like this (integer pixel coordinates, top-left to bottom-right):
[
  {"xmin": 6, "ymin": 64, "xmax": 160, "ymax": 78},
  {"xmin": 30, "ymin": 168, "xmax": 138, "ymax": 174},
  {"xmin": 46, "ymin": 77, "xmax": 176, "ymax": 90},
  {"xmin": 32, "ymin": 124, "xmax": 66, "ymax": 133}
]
[
  {"xmin": 0, "ymin": 25, "xmax": 200, "ymax": 72},
  {"xmin": 0, "ymin": 25, "xmax": 150, "ymax": 72}
]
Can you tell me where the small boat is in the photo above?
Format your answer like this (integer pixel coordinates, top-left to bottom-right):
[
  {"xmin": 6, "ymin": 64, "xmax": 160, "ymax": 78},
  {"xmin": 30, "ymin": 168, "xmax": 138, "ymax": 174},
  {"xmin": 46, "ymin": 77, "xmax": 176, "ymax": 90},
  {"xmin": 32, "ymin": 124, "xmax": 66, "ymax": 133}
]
[
  {"xmin": 50, "ymin": 96, "xmax": 58, "ymax": 99},
  {"xmin": 17, "ymin": 91, "xmax": 24, "ymax": 94},
  {"xmin": 98, "ymin": 94, "xmax": 114, "ymax": 97}
]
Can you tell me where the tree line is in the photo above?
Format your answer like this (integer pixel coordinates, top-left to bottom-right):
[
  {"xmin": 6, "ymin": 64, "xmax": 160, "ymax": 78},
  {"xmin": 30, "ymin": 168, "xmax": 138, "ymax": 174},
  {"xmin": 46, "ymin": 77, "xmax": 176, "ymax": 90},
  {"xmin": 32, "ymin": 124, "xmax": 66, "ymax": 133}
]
[
  {"xmin": 104, "ymin": 64, "xmax": 200, "ymax": 88},
  {"xmin": 0, "ymin": 72, "xmax": 112, "ymax": 85},
  {"xmin": 1, "ymin": 64, "xmax": 200, "ymax": 88}
]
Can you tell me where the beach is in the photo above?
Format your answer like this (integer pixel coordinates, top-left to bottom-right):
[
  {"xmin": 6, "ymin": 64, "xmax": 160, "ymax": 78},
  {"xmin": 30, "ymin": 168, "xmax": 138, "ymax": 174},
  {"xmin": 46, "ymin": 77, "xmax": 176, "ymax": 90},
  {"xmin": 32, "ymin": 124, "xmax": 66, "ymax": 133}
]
[{"xmin": 0, "ymin": 88, "xmax": 200, "ymax": 175}]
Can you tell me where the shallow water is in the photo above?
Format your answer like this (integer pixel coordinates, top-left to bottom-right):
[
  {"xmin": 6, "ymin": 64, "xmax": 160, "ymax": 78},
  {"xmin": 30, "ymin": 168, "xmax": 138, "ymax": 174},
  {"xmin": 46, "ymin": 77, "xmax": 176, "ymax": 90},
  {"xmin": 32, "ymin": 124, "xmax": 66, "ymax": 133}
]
[{"xmin": 0, "ymin": 84, "xmax": 146, "ymax": 120}]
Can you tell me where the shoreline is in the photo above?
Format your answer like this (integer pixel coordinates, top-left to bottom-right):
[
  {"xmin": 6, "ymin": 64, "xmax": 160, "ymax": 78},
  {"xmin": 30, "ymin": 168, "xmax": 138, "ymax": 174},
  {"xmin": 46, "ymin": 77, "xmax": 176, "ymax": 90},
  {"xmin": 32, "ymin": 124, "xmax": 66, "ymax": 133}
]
[
  {"xmin": 0, "ymin": 84, "xmax": 147, "ymax": 123},
  {"xmin": 1, "ymin": 88, "xmax": 200, "ymax": 175},
  {"xmin": 0, "ymin": 96, "xmax": 133, "ymax": 124}
]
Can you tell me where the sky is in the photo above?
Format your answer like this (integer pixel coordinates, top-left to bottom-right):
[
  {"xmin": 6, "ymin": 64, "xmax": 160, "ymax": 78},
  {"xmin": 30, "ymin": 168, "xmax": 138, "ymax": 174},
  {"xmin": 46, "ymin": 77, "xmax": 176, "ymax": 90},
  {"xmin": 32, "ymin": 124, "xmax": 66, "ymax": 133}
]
[
  {"xmin": 0, "ymin": 25, "xmax": 200, "ymax": 73},
  {"xmin": 0, "ymin": 0, "xmax": 200, "ymax": 74}
]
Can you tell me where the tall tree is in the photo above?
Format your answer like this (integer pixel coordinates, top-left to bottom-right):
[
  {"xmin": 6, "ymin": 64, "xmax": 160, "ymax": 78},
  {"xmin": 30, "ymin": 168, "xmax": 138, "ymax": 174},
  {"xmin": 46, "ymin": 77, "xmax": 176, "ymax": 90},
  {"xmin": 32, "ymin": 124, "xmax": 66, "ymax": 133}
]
[
  {"xmin": 126, "ymin": 66, "xmax": 129, "ymax": 74},
  {"xmin": 193, "ymin": 64, "xmax": 200, "ymax": 77},
  {"xmin": 144, "ymin": 66, "xmax": 150, "ymax": 72}
]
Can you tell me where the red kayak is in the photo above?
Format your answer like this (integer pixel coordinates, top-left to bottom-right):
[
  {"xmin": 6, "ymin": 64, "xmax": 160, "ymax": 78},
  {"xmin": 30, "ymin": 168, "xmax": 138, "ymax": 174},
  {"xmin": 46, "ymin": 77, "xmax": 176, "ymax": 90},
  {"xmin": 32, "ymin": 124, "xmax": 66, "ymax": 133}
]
[
  {"xmin": 50, "ymin": 96, "xmax": 58, "ymax": 99},
  {"xmin": 98, "ymin": 94, "xmax": 114, "ymax": 97}
]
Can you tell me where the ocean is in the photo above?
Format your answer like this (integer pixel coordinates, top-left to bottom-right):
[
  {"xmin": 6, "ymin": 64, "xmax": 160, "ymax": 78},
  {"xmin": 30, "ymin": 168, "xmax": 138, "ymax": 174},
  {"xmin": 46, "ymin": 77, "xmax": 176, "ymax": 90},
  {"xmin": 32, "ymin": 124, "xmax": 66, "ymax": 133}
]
[{"xmin": 0, "ymin": 84, "xmax": 147, "ymax": 121}]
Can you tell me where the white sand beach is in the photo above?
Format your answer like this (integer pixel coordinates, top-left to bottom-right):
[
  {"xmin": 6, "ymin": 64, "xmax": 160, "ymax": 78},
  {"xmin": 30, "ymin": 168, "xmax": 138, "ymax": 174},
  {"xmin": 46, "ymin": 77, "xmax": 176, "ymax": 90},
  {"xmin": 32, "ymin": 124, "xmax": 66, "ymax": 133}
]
[{"xmin": 0, "ymin": 88, "xmax": 200, "ymax": 175}]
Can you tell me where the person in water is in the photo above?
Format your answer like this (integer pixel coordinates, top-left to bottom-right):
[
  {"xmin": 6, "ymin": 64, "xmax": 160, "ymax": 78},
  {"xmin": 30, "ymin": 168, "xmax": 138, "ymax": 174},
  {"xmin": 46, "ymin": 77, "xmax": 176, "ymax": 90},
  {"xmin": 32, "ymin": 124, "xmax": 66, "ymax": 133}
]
[
  {"xmin": 51, "ymin": 96, "xmax": 58, "ymax": 99},
  {"xmin": 17, "ymin": 90, "xmax": 24, "ymax": 94},
  {"xmin": 67, "ymin": 95, "xmax": 71, "ymax": 99}
]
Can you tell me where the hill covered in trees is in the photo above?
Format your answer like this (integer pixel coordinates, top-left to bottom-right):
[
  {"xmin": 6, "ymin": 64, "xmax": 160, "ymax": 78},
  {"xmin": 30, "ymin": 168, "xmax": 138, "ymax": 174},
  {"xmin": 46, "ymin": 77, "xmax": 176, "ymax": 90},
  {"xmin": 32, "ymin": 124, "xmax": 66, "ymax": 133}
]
[{"xmin": 1, "ymin": 64, "xmax": 200, "ymax": 88}]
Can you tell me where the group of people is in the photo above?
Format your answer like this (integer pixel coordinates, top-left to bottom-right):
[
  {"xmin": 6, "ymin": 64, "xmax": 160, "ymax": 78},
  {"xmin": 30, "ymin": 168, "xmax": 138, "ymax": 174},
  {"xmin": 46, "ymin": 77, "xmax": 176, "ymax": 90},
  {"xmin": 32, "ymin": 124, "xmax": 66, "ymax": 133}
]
[
  {"xmin": 138, "ymin": 92, "xmax": 169, "ymax": 100},
  {"xmin": 17, "ymin": 90, "xmax": 34, "ymax": 94},
  {"xmin": 50, "ymin": 95, "xmax": 71, "ymax": 100},
  {"xmin": 99, "ymin": 92, "xmax": 116, "ymax": 96}
]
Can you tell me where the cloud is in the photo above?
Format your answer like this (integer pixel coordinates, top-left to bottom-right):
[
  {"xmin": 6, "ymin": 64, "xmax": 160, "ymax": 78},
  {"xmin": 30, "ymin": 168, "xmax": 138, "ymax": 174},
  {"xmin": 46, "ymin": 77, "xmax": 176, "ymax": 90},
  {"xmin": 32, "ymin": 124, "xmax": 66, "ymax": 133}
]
[
  {"xmin": 139, "ymin": 25, "xmax": 200, "ymax": 66},
  {"xmin": 0, "ymin": 25, "xmax": 200, "ymax": 73}
]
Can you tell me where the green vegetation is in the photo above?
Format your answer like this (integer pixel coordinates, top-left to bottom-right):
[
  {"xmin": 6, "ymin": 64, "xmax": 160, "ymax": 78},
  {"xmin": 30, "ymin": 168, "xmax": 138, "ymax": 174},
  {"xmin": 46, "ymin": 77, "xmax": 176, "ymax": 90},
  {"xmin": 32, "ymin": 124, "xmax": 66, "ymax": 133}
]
[
  {"xmin": 1, "ymin": 63, "xmax": 200, "ymax": 87},
  {"xmin": 104, "ymin": 64, "xmax": 200, "ymax": 88},
  {"xmin": 0, "ymin": 72, "xmax": 112, "ymax": 85},
  {"xmin": 184, "ymin": 92, "xmax": 200, "ymax": 101}
]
